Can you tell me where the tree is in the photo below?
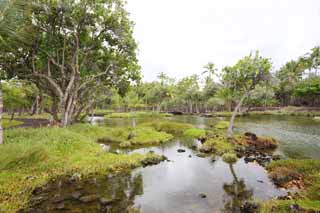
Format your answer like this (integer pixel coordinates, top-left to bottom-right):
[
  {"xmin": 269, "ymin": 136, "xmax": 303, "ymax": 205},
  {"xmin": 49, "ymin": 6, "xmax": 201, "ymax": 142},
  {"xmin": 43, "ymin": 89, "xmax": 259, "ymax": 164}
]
[
  {"xmin": 0, "ymin": 0, "xmax": 29, "ymax": 144},
  {"xmin": 1, "ymin": 0, "xmax": 140, "ymax": 127},
  {"xmin": 221, "ymin": 51, "xmax": 272, "ymax": 138}
]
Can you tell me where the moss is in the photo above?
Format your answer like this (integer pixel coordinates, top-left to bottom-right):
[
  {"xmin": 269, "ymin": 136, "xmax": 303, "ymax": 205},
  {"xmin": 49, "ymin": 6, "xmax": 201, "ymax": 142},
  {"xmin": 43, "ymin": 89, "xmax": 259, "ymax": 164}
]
[
  {"xmin": 0, "ymin": 125, "xmax": 166, "ymax": 212},
  {"xmin": 200, "ymin": 137, "xmax": 235, "ymax": 155},
  {"xmin": 262, "ymin": 159, "xmax": 320, "ymax": 212},
  {"xmin": 2, "ymin": 119, "xmax": 23, "ymax": 128},
  {"xmin": 98, "ymin": 127, "xmax": 173, "ymax": 148},
  {"xmin": 183, "ymin": 128, "xmax": 206, "ymax": 139},
  {"xmin": 140, "ymin": 120, "xmax": 193, "ymax": 135},
  {"xmin": 222, "ymin": 153, "xmax": 238, "ymax": 164},
  {"xmin": 105, "ymin": 112, "xmax": 172, "ymax": 118},
  {"xmin": 214, "ymin": 121, "xmax": 230, "ymax": 129},
  {"xmin": 260, "ymin": 199, "xmax": 320, "ymax": 213}
]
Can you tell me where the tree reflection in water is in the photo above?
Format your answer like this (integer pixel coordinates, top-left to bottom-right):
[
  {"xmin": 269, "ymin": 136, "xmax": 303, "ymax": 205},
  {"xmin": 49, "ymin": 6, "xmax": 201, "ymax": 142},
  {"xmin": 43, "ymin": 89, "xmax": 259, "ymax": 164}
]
[
  {"xmin": 222, "ymin": 164, "xmax": 253, "ymax": 213},
  {"xmin": 24, "ymin": 172, "xmax": 143, "ymax": 212}
]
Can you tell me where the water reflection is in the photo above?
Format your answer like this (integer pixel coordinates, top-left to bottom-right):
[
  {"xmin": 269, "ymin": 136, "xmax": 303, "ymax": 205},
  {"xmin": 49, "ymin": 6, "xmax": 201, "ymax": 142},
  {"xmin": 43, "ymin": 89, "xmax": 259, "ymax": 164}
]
[
  {"xmin": 25, "ymin": 173, "xmax": 143, "ymax": 212},
  {"xmin": 222, "ymin": 163, "xmax": 253, "ymax": 213}
]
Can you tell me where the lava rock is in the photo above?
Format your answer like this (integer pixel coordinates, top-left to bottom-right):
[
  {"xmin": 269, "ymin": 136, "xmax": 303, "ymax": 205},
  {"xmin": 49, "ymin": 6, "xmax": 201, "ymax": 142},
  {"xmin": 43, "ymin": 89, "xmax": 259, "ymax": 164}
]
[
  {"xmin": 244, "ymin": 156, "xmax": 255, "ymax": 163},
  {"xmin": 199, "ymin": 193, "xmax": 207, "ymax": 198},
  {"xmin": 79, "ymin": 194, "xmax": 99, "ymax": 203},
  {"xmin": 244, "ymin": 132, "xmax": 258, "ymax": 141},
  {"xmin": 54, "ymin": 203, "xmax": 66, "ymax": 210},
  {"xmin": 196, "ymin": 153, "xmax": 206, "ymax": 158},
  {"xmin": 52, "ymin": 194, "xmax": 65, "ymax": 204},
  {"xmin": 240, "ymin": 202, "xmax": 259, "ymax": 213},
  {"xmin": 71, "ymin": 191, "xmax": 82, "ymax": 199},
  {"xmin": 99, "ymin": 197, "xmax": 114, "ymax": 206}
]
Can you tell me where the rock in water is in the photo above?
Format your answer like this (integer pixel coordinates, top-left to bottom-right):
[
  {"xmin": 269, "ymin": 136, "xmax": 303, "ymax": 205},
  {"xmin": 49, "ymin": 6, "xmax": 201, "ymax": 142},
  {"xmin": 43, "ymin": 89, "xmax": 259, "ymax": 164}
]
[
  {"xmin": 199, "ymin": 193, "xmax": 207, "ymax": 198},
  {"xmin": 177, "ymin": 149, "xmax": 186, "ymax": 153},
  {"xmin": 244, "ymin": 132, "xmax": 257, "ymax": 140}
]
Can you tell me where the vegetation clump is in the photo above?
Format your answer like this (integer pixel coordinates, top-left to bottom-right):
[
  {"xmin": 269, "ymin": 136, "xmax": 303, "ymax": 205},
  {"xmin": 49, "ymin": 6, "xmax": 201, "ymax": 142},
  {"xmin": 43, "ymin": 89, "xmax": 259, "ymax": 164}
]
[
  {"xmin": 235, "ymin": 132, "xmax": 278, "ymax": 150},
  {"xmin": 222, "ymin": 153, "xmax": 238, "ymax": 164},
  {"xmin": 183, "ymin": 128, "xmax": 206, "ymax": 139},
  {"xmin": 261, "ymin": 159, "xmax": 320, "ymax": 212},
  {"xmin": 200, "ymin": 137, "xmax": 236, "ymax": 155},
  {"xmin": 105, "ymin": 112, "xmax": 172, "ymax": 118},
  {"xmin": 140, "ymin": 120, "xmax": 193, "ymax": 135},
  {"xmin": 97, "ymin": 127, "xmax": 173, "ymax": 148},
  {"xmin": 0, "ymin": 125, "xmax": 166, "ymax": 212},
  {"xmin": 214, "ymin": 121, "xmax": 230, "ymax": 129}
]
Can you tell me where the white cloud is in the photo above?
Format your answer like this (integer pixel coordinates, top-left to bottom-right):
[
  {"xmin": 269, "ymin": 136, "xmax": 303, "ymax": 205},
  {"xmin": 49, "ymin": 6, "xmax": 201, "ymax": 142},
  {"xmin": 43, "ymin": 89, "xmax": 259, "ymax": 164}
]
[{"xmin": 126, "ymin": 0, "xmax": 320, "ymax": 81}]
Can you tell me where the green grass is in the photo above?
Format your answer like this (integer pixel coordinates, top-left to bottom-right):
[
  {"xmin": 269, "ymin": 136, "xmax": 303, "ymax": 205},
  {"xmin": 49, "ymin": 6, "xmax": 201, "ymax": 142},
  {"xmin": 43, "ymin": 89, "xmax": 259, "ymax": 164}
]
[
  {"xmin": 98, "ymin": 126, "xmax": 173, "ymax": 147},
  {"xmin": 105, "ymin": 111, "xmax": 172, "ymax": 118},
  {"xmin": 200, "ymin": 137, "xmax": 236, "ymax": 155},
  {"xmin": 0, "ymin": 124, "xmax": 166, "ymax": 212},
  {"xmin": 183, "ymin": 128, "xmax": 206, "ymax": 139},
  {"xmin": 262, "ymin": 159, "xmax": 320, "ymax": 212},
  {"xmin": 2, "ymin": 119, "xmax": 23, "ymax": 128},
  {"xmin": 140, "ymin": 120, "xmax": 193, "ymax": 135},
  {"xmin": 3, "ymin": 113, "xmax": 51, "ymax": 120},
  {"xmin": 214, "ymin": 121, "xmax": 230, "ymax": 129}
]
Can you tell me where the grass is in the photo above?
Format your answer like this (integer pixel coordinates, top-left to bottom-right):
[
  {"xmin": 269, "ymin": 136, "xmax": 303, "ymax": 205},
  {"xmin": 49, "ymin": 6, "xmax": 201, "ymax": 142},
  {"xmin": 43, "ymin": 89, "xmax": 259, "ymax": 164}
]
[
  {"xmin": 200, "ymin": 137, "xmax": 236, "ymax": 155},
  {"xmin": 3, "ymin": 113, "xmax": 51, "ymax": 120},
  {"xmin": 183, "ymin": 128, "xmax": 206, "ymax": 139},
  {"xmin": 211, "ymin": 108, "xmax": 320, "ymax": 118},
  {"xmin": 140, "ymin": 120, "xmax": 193, "ymax": 135},
  {"xmin": 214, "ymin": 121, "xmax": 230, "ymax": 129},
  {"xmin": 0, "ymin": 124, "xmax": 166, "ymax": 212},
  {"xmin": 2, "ymin": 119, "xmax": 23, "ymax": 128},
  {"xmin": 104, "ymin": 111, "xmax": 172, "ymax": 118},
  {"xmin": 261, "ymin": 159, "xmax": 320, "ymax": 212},
  {"xmin": 97, "ymin": 127, "xmax": 173, "ymax": 147}
]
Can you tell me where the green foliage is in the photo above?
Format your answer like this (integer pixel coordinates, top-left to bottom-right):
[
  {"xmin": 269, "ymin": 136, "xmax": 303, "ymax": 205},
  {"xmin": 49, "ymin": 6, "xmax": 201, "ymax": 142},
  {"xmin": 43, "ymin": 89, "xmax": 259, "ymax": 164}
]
[
  {"xmin": 200, "ymin": 137, "xmax": 235, "ymax": 155},
  {"xmin": 222, "ymin": 153, "xmax": 238, "ymax": 164},
  {"xmin": 214, "ymin": 121, "xmax": 230, "ymax": 129},
  {"xmin": 293, "ymin": 77, "xmax": 320, "ymax": 97},
  {"xmin": 98, "ymin": 127, "xmax": 173, "ymax": 147},
  {"xmin": 183, "ymin": 128, "xmax": 206, "ymax": 139},
  {"xmin": 0, "ymin": 124, "xmax": 165, "ymax": 212},
  {"xmin": 140, "ymin": 120, "xmax": 193, "ymax": 135},
  {"xmin": 2, "ymin": 81, "xmax": 37, "ymax": 112}
]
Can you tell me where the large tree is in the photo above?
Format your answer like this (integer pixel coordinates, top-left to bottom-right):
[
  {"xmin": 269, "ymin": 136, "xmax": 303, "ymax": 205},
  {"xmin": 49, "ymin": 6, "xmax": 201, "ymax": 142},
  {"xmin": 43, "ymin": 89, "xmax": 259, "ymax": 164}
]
[
  {"xmin": 0, "ymin": 0, "xmax": 140, "ymax": 126},
  {"xmin": 221, "ymin": 51, "xmax": 272, "ymax": 138}
]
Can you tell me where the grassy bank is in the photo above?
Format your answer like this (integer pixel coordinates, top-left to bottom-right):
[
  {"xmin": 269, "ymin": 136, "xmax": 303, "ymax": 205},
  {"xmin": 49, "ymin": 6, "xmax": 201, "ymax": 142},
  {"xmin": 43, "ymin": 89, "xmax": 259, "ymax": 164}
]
[
  {"xmin": 0, "ymin": 124, "xmax": 165, "ymax": 212},
  {"xmin": 2, "ymin": 119, "xmax": 23, "ymax": 128},
  {"xmin": 105, "ymin": 112, "xmax": 172, "ymax": 118},
  {"xmin": 140, "ymin": 120, "xmax": 193, "ymax": 135},
  {"xmin": 210, "ymin": 107, "xmax": 320, "ymax": 118},
  {"xmin": 261, "ymin": 159, "xmax": 320, "ymax": 212}
]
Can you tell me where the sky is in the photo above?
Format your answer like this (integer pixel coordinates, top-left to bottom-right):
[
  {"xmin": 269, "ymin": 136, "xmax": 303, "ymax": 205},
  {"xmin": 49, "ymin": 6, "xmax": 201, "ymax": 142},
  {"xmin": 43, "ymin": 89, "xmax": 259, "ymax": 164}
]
[{"xmin": 126, "ymin": 0, "xmax": 320, "ymax": 82}]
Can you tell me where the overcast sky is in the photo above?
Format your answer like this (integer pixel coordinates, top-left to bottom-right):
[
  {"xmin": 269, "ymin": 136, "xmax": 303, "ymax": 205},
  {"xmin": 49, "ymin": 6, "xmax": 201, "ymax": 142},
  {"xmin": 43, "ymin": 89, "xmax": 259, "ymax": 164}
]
[{"xmin": 126, "ymin": 0, "xmax": 320, "ymax": 82}]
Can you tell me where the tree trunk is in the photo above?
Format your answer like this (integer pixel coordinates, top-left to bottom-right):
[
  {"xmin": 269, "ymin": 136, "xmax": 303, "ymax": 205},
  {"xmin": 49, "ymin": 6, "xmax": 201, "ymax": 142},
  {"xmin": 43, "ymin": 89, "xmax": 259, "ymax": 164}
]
[
  {"xmin": 0, "ymin": 82, "xmax": 3, "ymax": 145},
  {"xmin": 227, "ymin": 93, "xmax": 248, "ymax": 139}
]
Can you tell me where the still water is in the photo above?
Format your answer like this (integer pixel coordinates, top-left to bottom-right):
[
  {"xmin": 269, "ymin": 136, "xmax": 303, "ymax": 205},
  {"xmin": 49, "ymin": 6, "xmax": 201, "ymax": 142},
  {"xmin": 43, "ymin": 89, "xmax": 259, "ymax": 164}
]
[{"xmin": 31, "ymin": 115, "xmax": 318, "ymax": 212}]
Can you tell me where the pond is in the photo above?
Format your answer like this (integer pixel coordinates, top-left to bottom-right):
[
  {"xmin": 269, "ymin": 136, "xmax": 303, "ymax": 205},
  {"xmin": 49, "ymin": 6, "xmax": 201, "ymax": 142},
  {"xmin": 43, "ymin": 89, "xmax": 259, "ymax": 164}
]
[{"xmin": 30, "ymin": 115, "xmax": 319, "ymax": 212}]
